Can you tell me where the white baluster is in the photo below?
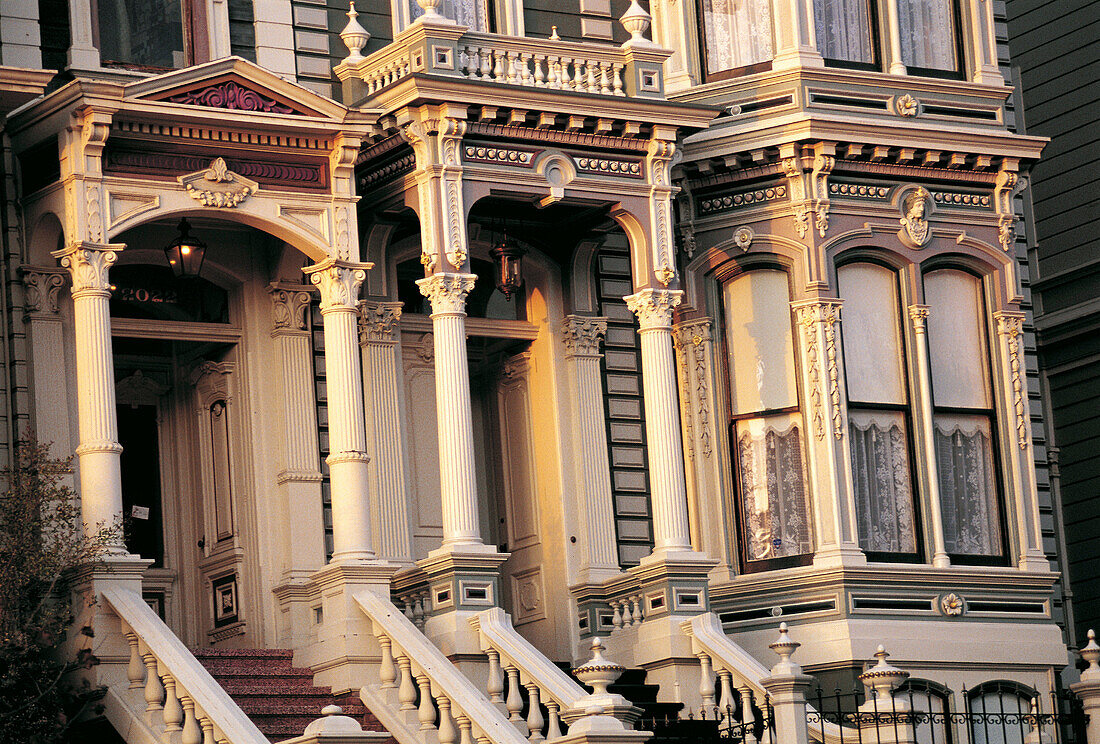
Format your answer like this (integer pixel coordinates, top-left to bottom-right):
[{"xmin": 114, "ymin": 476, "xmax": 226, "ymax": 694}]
[
  {"xmin": 437, "ymin": 695, "xmax": 458, "ymax": 744},
  {"xmin": 142, "ymin": 653, "xmax": 164, "ymax": 713},
  {"xmin": 519, "ymin": 53, "xmax": 532, "ymax": 86},
  {"xmin": 403, "ymin": 597, "xmax": 416, "ymax": 622},
  {"xmin": 526, "ymin": 685, "xmax": 545, "ymax": 742},
  {"xmin": 420, "ymin": 590, "xmax": 433, "ymax": 617},
  {"xmin": 611, "ymin": 601, "xmax": 623, "ymax": 630},
  {"xmin": 698, "ymin": 653, "xmax": 717, "ymax": 710},
  {"xmin": 546, "ymin": 57, "xmax": 560, "ymax": 89},
  {"xmin": 560, "ymin": 58, "xmax": 572, "ymax": 89},
  {"xmin": 717, "ymin": 669, "xmax": 735, "ymax": 724},
  {"xmin": 487, "ymin": 649, "xmax": 505, "ymax": 703},
  {"xmin": 547, "ymin": 702, "xmax": 563, "ymax": 740},
  {"xmin": 632, "ymin": 596, "xmax": 643, "ymax": 625},
  {"xmin": 181, "ymin": 696, "xmax": 202, "ymax": 744},
  {"xmin": 413, "ymin": 596, "xmax": 425, "ymax": 629},
  {"xmin": 480, "ymin": 48, "xmax": 492, "ymax": 79},
  {"xmin": 599, "ymin": 62, "xmax": 611, "ymax": 95},
  {"xmin": 125, "ymin": 633, "xmax": 144, "ymax": 689},
  {"xmin": 533, "ymin": 55, "xmax": 546, "ymax": 87},
  {"xmin": 612, "ymin": 63, "xmax": 624, "ymax": 96},
  {"xmin": 161, "ymin": 672, "xmax": 184, "ymax": 732},
  {"xmin": 505, "ymin": 667, "xmax": 524, "ymax": 722},
  {"xmin": 458, "ymin": 714, "xmax": 475, "ymax": 744},
  {"xmin": 740, "ymin": 685, "xmax": 757, "ymax": 744},
  {"xmin": 398, "ymin": 656, "xmax": 417, "ymax": 710},
  {"xmin": 379, "ymin": 635, "xmax": 397, "ymax": 688},
  {"xmin": 586, "ymin": 60, "xmax": 598, "ymax": 93},
  {"xmin": 200, "ymin": 718, "xmax": 215, "ymax": 744},
  {"xmin": 417, "ymin": 675, "xmax": 437, "ymax": 730},
  {"xmin": 493, "ymin": 50, "xmax": 505, "ymax": 82}
]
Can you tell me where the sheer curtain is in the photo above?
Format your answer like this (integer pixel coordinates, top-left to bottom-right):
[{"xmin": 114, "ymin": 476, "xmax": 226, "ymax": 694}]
[
  {"xmin": 897, "ymin": 0, "xmax": 958, "ymax": 70},
  {"xmin": 701, "ymin": 0, "xmax": 774, "ymax": 74},
  {"xmin": 849, "ymin": 411, "xmax": 917, "ymax": 554},
  {"xmin": 935, "ymin": 414, "xmax": 1002, "ymax": 556},
  {"xmin": 737, "ymin": 414, "xmax": 813, "ymax": 561},
  {"xmin": 813, "ymin": 0, "xmax": 875, "ymax": 64},
  {"xmin": 409, "ymin": 0, "xmax": 489, "ymax": 30}
]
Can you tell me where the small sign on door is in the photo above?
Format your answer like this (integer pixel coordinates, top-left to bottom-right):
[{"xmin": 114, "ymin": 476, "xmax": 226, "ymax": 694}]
[{"xmin": 131, "ymin": 505, "xmax": 151, "ymax": 520}]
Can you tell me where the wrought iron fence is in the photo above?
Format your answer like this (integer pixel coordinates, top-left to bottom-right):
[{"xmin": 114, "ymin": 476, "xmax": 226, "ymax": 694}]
[
  {"xmin": 806, "ymin": 683, "xmax": 1088, "ymax": 744},
  {"xmin": 634, "ymin": 696, "xmax": 776, "ymax": 743}
]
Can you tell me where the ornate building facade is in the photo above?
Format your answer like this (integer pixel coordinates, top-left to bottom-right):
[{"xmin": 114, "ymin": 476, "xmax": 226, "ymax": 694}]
[{"xmin": 0, "ymin": 0, "xmax": 1089, "ymax": 742}]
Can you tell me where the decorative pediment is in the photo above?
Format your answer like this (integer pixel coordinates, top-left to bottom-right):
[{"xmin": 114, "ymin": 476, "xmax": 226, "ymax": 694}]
[{"xmin": 125, "ymin": 58, "xmax": 348, "ymax": 121}]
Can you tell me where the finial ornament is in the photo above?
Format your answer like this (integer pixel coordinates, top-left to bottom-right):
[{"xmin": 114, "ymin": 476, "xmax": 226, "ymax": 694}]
[
  {"xmin": 620, "ymin": 0, "xmax": 654, "ymax": 46},
  {"xmin": 1079, "ymin": 629, "xmax": 1100, "ymax": 681},
  {"xmin": 303, "ymin": 704, "xmax": 365, "ymax": 735},
  {"xmin": 573, "ymin": 637, "xmax": 625, "ymax": 696},
  {"xmin": 340, "ymin": 2, "xmax": 371, "ymax": 64},
  {"xmin": 415, "ymin": 0, "xmax": 446, "ymax": 21},
  {"xmin": 859, "ymin": 645, "xmax": 910, "ymax": 705},
  {"xmin": 768, "ymin": 622, "xmax": 803, "ymax": 675}
]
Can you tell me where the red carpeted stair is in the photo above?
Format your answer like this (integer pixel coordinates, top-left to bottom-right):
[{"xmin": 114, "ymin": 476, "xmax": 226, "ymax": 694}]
[{"xmin": 192, "ymin": 648, "xmax": 391, "ymax": 743}]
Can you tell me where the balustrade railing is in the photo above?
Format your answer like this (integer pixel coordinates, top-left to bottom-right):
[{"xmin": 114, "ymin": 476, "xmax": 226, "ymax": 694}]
[{"xmin": 101, "ymin": 587, "xmax": 269, "ymax": 744}]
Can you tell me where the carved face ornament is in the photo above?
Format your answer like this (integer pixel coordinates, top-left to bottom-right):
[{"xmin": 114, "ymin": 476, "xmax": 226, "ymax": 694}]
[{"xmin": 899, "ymin": 188, "xmax": 932, "ymax": 247}]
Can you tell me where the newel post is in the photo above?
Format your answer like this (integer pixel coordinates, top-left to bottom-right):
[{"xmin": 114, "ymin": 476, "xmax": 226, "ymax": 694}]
[
  {"xmin": 1071, "ymin": 630, "xmax": 1100, "ymax": 744},
  {"xmin": 760, "ymin": 624, "xmax": 814, "ymax": 744},
  {"xmin": 858, "ymin": 646, "xmax": 916, "ymax": 744}
]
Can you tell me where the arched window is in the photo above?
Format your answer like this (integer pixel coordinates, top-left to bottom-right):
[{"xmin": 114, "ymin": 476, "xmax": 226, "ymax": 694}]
[
  {"xmin": 923, "ymin": 269, "xmax": 1005, "ymax": 563},
  {"xmin": 698, "ymin": 0, "xmax": 774, "ymax": 78},
  {"xmin": 967, "ymin": 681, "xmax": 1038, "ymax": 744},
  {"xmin": 837, "ymin": 262, "xmax": 920, "ymax": 559},
  {"xmin": 897, "ymin": 679, "xmax": 953, "ymax": 744},
  {"xmin": 723, "ymin": 269, "xmax": 813, "ymax": 569}
]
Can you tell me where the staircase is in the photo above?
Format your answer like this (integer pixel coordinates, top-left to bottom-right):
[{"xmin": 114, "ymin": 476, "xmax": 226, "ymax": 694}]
[{"xmin": 192, "ymin": 648, "xmax": 391, "ymax": 742}]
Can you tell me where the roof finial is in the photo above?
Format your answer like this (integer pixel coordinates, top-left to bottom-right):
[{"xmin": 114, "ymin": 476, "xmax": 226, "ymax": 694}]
[{"xmin": 339, "ymin": 2, "xmax": 371, "ymax": 65}]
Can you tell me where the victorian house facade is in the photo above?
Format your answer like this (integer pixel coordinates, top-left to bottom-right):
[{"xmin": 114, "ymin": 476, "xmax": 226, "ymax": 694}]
[{"xmin": 0, "ymin": 1, "xmax": 1087, "ymax": 743}]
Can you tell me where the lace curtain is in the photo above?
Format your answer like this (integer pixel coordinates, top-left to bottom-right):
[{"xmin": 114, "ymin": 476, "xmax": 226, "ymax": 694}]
[
  {"xmin": 897, "ymin": 0, "xmax": 958, "ymax": 70},
  {"xmin": 935, "ymin": 414, "xmax": 1002, "ymax": 556},
  {"xmin": 813, "ymin": 0, "xmax": 875, "ymax": 64},
  {"xmin": 849, "ymin": 411, "xmax": 917, "ymax": 554},
  {"xmin": 737, "ymin": 417, "xmax": 813, "ymax": 560},
  {"xmin": 701, "ymin": 0, "xmax": 774, "ymax": 73},
  {"xmin": 409, "ymin": 0, "xmax": 489, "ymax": 31}
]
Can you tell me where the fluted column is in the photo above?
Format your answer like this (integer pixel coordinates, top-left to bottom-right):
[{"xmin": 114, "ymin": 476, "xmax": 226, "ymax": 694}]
[
  {"xmin": 791, "ymin": 299, "xmax": 864, "ymax": 567},
  {"xmin": 562, "ymin": 315, "xmax": 619, "ymax": 580},
  {"xmin": 624, "ymin": 289, "xmax": 694, "ymax": 559},
  {"xmin": 907, "ymin": 305, "xmax": 950, "ymax": 568},
  {"xmin": 268, "ymin": 284, "xmax": 326, "ymax": 577},
  {"xmin": 53, "ymin": 242, "xmax": 126, "ymax": 551},
  {"xmin": 416, "ymin": 273, "xmax": 493, "ymax": 554},
  {"xmin": 359, "ymin": 300, "xmax": 414, "ymax": 564},
  {"xmin": 992, "ymin": 310, "xmax": 1048, "ymax": 572},
  {"xmin": 304, "ymin": 258, "xmax": 375, "ymax": 563}
]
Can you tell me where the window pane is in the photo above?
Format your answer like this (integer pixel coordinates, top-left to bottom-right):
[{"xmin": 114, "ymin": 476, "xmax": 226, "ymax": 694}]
[
  {"xmin": 970, "ymin": 691, "xmax": 1028, "ymax": 744},
  {"xmin": 849, "ymin": 410, "xmax": 917, "ymax": 554},
  {"xmin": 410, "ymin": 0, "xmax": 489, "ymax": 30},
  {"xmin": 838, "ymin": 263, "xmax": 907, "ymax": 405},
  {"xmin": 813, "ymin": 0, "xmax": 876, "ymax": 64},
  {"xmin": 898, "ymin": 0, "xmax": 959, "ymax": 71},
  {"xmin": 701, "ymin": 0, "xmax": 774, "ymax": 74},
  {"xmin": 736, "ymin": 413, "xmax": 813, "ymax": 560},
  {"xmin": 724, "ymin": 270, "xmax": 798, "ymax": 415},
  {"xmin": 924, "ymin": 270, "xmax": 993, "ymax": 410},
  {"xmin": 97, "ymin": 0, "xmax": 184, "ymax": 68},
  {"xmin": 935, "ymin": 413, "xmax": 1002, "ymax": 556}
]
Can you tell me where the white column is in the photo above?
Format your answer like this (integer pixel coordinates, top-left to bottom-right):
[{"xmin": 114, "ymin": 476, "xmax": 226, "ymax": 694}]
[
  {"xmin": 21, "ymin": 268, "xmax": 73, "ymax": 463},
  {"xmin": 360, "ymin": 300, "xmax": 414, "ymax": 565},
  {"xmin": 305, "ymin": 258, "xmax": 375, "ymax": 564},
  {"xmin": 966, "ymin": 0, "xmax": 1004, "ymax": 86},
  {"xmin": 416, "ymin": 273, "xmax": 494, "ymax": 555},
  {"xmin": 772, "ymin": 0, "xmax": 823, "ymax": 70},
  {"xmin": 624, "ymin": 288, "xmax": 695, "ymax": 560},
  {"xmin": 907, "ymin": 305, "xmax": 950, "ymax": 568},
  {"xmin": 882, "ymin": 0, "xmax": 907, "ymax": 75},
  {"xmin": 562, "ymin": 315, "xmax": 620, "ymax": 581},
  {"xmin": 53, "ymin": 242, "xmax": 125, "ymax": 551},
  {"xmin": 268, "ymin": 284, "xmax": 326, "ymax": 577},
  {"xmin": 993, "ymin": 310, "xmax": 1048, "ymax": 572},
  {"xmin": 791, "ymin": 299, "xmax": 864, "ymax": 567}
]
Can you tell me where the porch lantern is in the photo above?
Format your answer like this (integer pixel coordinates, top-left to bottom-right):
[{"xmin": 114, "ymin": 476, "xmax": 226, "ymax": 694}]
[
  {"xmin": 164, "ymin": 218, "xmax": 207, "ymax": 278},
  {"xmin": 489, "ymin": 231, "xmax": 526, "ymax": 300}
]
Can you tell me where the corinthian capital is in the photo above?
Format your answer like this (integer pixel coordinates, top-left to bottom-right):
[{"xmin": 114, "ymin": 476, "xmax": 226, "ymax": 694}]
[
  {"xmin": 359, "ymin": 300, "xmax": 403, "ymax": 344},
  {"xmin": 52, "ymin": 242, "xmax": 124, "ymax": 298},
  {"xmin": 416, "ymin": 273, "xmax": 477, "ymax": 315},
  {"xmin": 562, "ymin": 315, "xmax": 608, "ymax": 357},
  {"xmin": 624, "ymin": 288, "xmax": 683, "ymax": 330},
  {"xmin": 21, "ymin": 267, "xmax": 67, "ymax": 315},
  {"xmin": 304, "ymin": 258, "xmax": 372, "ymax": 313},
  {"xmin": 791, "ymin": 298, "xmax": 843, "ymax": 328},
  {"xmin": 268, "ymin": 283, "xmax": 314, "ymax": 332}
]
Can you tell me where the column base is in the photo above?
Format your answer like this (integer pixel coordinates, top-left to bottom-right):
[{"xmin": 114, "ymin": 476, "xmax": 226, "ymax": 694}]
[
  {"xmin": 299, "ymin": 560, "xmax": 401, "ymax": 694},
  {"xmin": 772, "ymin": 48, "xmax": 825, "ymax": 71},
  {"xmin": 812, "ymin": 544, "xmax": 867, "ymax": 569},
  {"xmin": 417, "ymin": 549, "xmax": 509, "ymax": 657},
  {"xmin": 1018, "ymin": 551, "xmax": 1052, "ymax": 572},
  {"xmin": 630, "ymin": 551, "xmax": 717, "ymax": 621}
]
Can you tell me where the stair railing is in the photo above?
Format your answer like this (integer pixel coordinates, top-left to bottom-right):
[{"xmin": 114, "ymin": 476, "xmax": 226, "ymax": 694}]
[
  {"xmin": 101, "ymin": 586, "xmax": 269, "ymax": 744},
  {"xmin": 681, "ymin": 612, "xmax": 850, "ymax": 744},
  {"xmin": 355, "ymin": 590, "xmax": 530, "ymax": 744}
]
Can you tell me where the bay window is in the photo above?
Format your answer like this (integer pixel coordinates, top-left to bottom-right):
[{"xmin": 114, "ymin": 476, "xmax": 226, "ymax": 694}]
[
  {"xmin": 923, "ymin": 269, "xmax": 1005, "ymax": 562},
  {"xmin": 898, "ymin": 0, "xmax": 962, "ymax": 75},
  {"xmin": 813, "ymin": 0, "xmax": 879, "ymax": 68},
  {"xmin": 409, "ymin": 0, "xmax": 491, "ymax": 31},
  {"xmin": 837, "ymin": 263, "xmax": 920, "ymax": 559},
  {"xmin": 723, "ymin": 270, "xmax": 813, "ymax": 568},
  {"xmin": 699, "ymin": 0, "xmax": 774, "ymax": 77}
]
